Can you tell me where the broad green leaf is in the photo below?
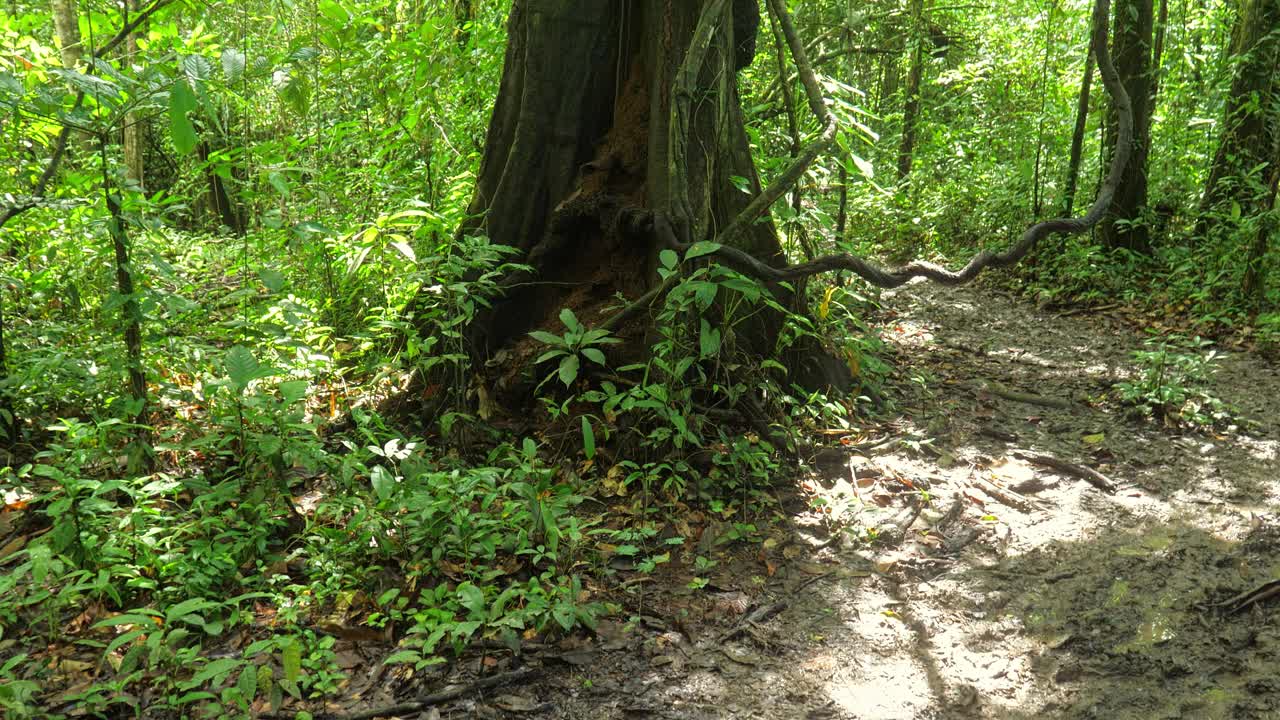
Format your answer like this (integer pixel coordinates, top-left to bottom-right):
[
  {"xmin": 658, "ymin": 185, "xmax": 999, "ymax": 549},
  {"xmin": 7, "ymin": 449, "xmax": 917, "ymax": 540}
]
[
  {"xmin": 188, "ymin": 658, "xmax": 241, "ymax": 688},
  {"xmin": 382, "ymin": 650, "xmax": 423, "ymax": 665},
  {"xmin": 166, "ymin": 598, "xmax": 218, "ymax": 623},
  {"xmin": 236, "ymin": 664, "xmax": 258, "ymax": 705},
  {"xmin": 535, "ymin": 349, "xmax": 567, "ymax": 364},
  {"xmin": 225, "ymin": 346, "xmax": 261, "ymax": 390},
  {"xmin": 390, "ymin": 240, "xmax": 416, "ymax": 262},
  {"xmin": 318, "ymin": 0, "xmax": 350, "ymax": 22},
  {"xmin": 278, "ymin": 380, "xmax": 308, "ymax": 404},
  {"xmin": 685, "ymin": 241, "xmax": 721, "ymax": 260},
  {"xmin": 581, "ymin": 348, "xmax": 606, "ymax": 366},
  {"xmin": 700, "ymin": 319, "xmax": 722, "ymax": 358},
  {"xmin": 106, "ymin": 628, "xmax": 147, "ymax": 655},
  {"xmin": 273, "ymin": 69, "xmax": 311, "ymax": 116},
  {"xmin": 258, "ymin": 268, "xmax": 286, "ymax": 293},
  {"xmin": 266, "ymin": 171, "xmax": 291, "ymax": 197},
  {"xmin": 169, "ymin": 80, "xmax": 198, "ymax": 155},
  {"xmin": 692, "ymin": 280, "xmax": 718, "ymax": 309},
  {"xmin": 280, "ymin": 639, "xmax": 302, "ymax": 685},
  {"xmin": 559, "ymin": 308, "xmax": 580, "ymax": 332},
  {"xmin": 581, "ymin": 417, "xmax": 595, "ymax": 460},
  {"xmin": 0, "ymin": 71, "xmax": 22, "ymax": 101},
  {"xmin": 552, "ymin": 603, "xmax": 575, "ymax": 631},
  {"xmin": 528, "ymin": 330, "xmax": 564, "ymax": 347},
  {"xmin": 457, "ymin": 582, "xmax": 485, "ymax": 617},
  {"xmin": 55, "ymin": 69, "xmax": 122, "ymax": 103},
  {"xmin": 558, "ymin": 354, "xmax": 580, "ymax": 386},
  {"xmin": 580, "ymin": 329, "xmax": 621, "ymax": 345},
  {"xmin": 292, "ymin": 220, "xmax": 335, "ymax": 236},
  {"xmin": 221, "ymin": 48, "xmax": 246, "ymax": 84},
  {"xmin": 852, "ymin": 154, "xmax": 875, "ymax": 179},
  {"xmin": 182, "ymin": 55, "xmax": 213, "ymax": 88},
  {"xmin": 370, "ymin": 465, "xmax": 395, "ymax": 501},
  {"xmin": 660, "ymin": 249, "xmax": 679, "ymax": 270},
  {"xmin": 288, "ymin": 46, "xmax": 321, "ymax": 63}
]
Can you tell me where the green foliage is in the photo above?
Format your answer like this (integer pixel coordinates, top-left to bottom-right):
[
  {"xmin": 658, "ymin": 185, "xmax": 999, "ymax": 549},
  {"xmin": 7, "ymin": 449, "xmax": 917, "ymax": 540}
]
[
  {"xmin": 1, "ymin": 0, "xmax": 1275, "ymax": 712},
  {"xmin": 530, "ymin": 309, "xmax": 621, "ymax": 388},
  {"xmin": 1114, "ymin": 335, "xmax": 1228, "ymax": 426}
]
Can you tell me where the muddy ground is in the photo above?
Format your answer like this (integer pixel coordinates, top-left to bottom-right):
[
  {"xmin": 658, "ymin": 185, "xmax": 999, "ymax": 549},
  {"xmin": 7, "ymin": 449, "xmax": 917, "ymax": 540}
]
[{"xmin": 351, "ymin": 279, "xmax": 1280, "ymax": 719}]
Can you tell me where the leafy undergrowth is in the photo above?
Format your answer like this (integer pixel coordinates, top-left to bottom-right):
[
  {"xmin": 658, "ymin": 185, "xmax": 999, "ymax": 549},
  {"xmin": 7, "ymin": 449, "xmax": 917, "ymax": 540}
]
[
  {"xmin": 0, "ymin": 224, "xmax": 889, "ymax": 717},
  {"xmin": 1007, "ymin": 233, "xmax": 1280, "ymax": 355}
]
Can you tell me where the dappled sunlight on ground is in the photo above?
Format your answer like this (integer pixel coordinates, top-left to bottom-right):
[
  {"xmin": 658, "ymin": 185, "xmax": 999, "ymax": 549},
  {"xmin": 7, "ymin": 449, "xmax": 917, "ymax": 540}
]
[{"xmin": 538, "ymin": 280, "xmax": 1280, "ymax": 719}]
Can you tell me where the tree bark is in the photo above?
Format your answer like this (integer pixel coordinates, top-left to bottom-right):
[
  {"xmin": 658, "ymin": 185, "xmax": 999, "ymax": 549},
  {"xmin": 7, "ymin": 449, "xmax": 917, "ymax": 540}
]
[
  {"xmin": 51, "ymin": 0, "xmax": 83, "ymax": 70},
  {"xmin": 452, "ymin": 0, "xmax": 1132, "ymax": 416},
  {"xmin": 1197, "ymin": 0, "xmax": 1280, "ymax": 235},
  {"xmin": 1062, "ymin": 46, "xmax": 1095, "ymax": 216},
  {"xmin": 1242, "ymin": 169, "xmax": 1278, "ymax": 309},
  {"xmin": 0, "ymin": 283, "xmax": 12, "ymax": 444},
  {"xmin": 896, "ymin": 0, "xmax": 925, "ymax": 183},
  {"xmin": 122, "ymin": 0, "xmax": 145, "ymax": 187},
  {"xmin": 1032, "ymin": 0, "xmax": 1057, "ymax": 217},
  {"xmin": 1098, "ymin": 0, "xmax": 1154, "ymax": 254},
  {"xmin": 99, "ymin": 132, "xmax": 152, "ymax": 469},
  {"xmin": 460, "ymin": 2, "xmax": 781, "ymax": 370}
]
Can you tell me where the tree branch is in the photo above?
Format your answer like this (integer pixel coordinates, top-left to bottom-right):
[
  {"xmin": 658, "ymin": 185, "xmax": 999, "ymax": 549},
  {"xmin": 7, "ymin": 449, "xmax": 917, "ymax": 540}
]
[{"xmin": 714, "ymin": 0, "xmax": 839, "ymax": 248}]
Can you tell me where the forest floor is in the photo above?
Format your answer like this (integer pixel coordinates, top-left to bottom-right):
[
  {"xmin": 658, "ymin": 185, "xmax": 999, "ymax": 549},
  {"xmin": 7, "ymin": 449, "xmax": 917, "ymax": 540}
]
[{"xmin": 409, "ymin": 278, "xmax": 1280, "ymax": 720}]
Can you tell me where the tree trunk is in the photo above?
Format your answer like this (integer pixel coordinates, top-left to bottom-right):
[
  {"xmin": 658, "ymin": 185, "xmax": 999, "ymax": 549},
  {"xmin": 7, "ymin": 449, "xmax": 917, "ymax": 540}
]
[
  {"xmin": 1242, "ymin": 168, "xmax": 1278, "ymax": 309},
  {"xmin": 122, "ymin": 0, "xmax": 145, "ymax": 187},
  {"xmin": 1197, "ymin": 0, "xmax": 1280, "ymax": 234},
  {"xmin": 1098, "ymin": 0, "xmax": 1154, "ymax": 254},
  {"xmin": 0, "ymin": 285, "xmax": 12, "ymax": 444},
  {"xmin": 1062, "ymin": 46, "xmax": 1095, "ymax": 216},
  {"xmin": 1032, "ymin": 0, "xmax": 1057, "ymax": 217},
  {"xmin": 455, "ymin": 0, "xmax": 850, "ymax": 409},
  {"xmin": 896, "ymin": 0, "xmax": 925, "ymax": 183},
  {"xmin": 51, "ymin": 0, "xmax": 83, "ymax": 70},
  {"xmin": 446, "ymin": 0, "xmax": 1135, "ymax": 420}
]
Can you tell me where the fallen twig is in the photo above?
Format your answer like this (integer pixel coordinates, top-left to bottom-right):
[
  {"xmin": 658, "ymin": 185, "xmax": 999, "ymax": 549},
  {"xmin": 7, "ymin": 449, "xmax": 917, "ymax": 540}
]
[
  {"xmin": 979, "ymin": 382, "xmax": 1073, "ymax": 410},
  {"xmin": 283, "ymin": 667, "xmax": 541, "ymax": 720},
  {"xmin": 1055, "ymin": 303, "xmax": 1120, "ymax": 318},
  {"xmin": 1220, "ymin": 579, "xmax": 1280, "ymax": 614},
  {"xmin": 719, "ymin": 600, "xmax": 788, "ymax": 643},
  {"xmin": 1014, "ymin": 451, "xmax": 1117, "ymax": 494}
]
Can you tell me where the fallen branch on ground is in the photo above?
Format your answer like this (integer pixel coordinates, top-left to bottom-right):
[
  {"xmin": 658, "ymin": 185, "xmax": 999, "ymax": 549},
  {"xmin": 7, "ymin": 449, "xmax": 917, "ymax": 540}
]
[
  {"xmin": 1014, "ymin": 451, "xmax": 1117, "ymax": 494},
  {"xmin": 978, "ymin": 381, "xmax": 1073, "ymax": 410},
  {"xmin": 268, "ymin": 667, "xmax": 540, "ymax": 720}
]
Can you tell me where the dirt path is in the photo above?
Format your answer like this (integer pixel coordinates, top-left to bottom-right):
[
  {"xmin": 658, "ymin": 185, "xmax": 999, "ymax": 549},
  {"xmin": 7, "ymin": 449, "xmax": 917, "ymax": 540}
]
[{"xmin": 423, "ymin": 281, "xmax": 1280, "ymax": 719}]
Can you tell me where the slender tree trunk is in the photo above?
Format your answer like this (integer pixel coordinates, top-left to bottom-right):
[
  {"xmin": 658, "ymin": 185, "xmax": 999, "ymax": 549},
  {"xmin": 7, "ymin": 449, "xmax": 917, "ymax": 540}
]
[
  {"xmin": 1062, "ymin": 46, "xmax": 1095, "ymax": 215},
  {"xmin": 1197, "ymin": 0, "xmax": 1280, "ymax": 234},
  {"xmin": 768, "ymin": 4, "xmax": 816, "ymax": 263},
  {"xmin": 896, "ymin": 0, "xmax": 925, "ymax": 183},
  {"xmin": 1151, "ymin": 0, "xmax": 1169, "ymax": 101},
  {"xmin": 1099, "ymin": 0, "xmax": 1154, "ymax": 253},
  {"xmin": 122, "ymin": 0, "xmax": 145, "ymax": 187},
  {"xmin": 1032, "ymin": 0, "xmax": 1057, "ymax": 217},
  {"xmin": 0, "ymin": 286, "xmax": 12, "ymax": 444},
  {"xmin": 99, "ymin": 133, "xmax": 152, "ymax": 469},
  {"xmin": 51, "ymin": 0, "xmax": 83, "ymax": 70}
]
